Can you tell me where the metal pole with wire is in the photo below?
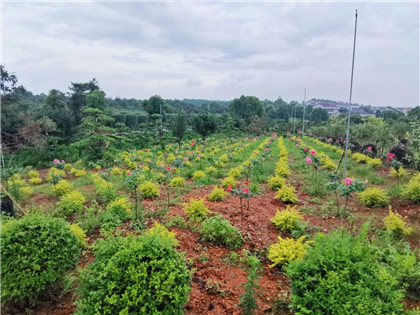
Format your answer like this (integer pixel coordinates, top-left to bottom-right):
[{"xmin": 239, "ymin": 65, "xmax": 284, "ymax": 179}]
[
  {"xmin": 302, "ymin": 88, "xmax": 307, "ymax": 136},
  {"xmin": 343, "ymin": 9, "xmax": 358, "ymax": 179}
]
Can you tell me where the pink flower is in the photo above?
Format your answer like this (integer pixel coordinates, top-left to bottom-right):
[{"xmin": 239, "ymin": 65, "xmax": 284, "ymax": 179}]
[
  {"xmin": 310, "ymin": 150, "xmax": 316, "ymax": 155},
  {"xmin": 344, "ymin": 178, "xmax": 353, "ymax": 186},
  {"xmin": 167, "ymin": 167, "xmax": 171, "ymax": 171},
  {"xmin": 184, "ymin": 157, "xmax": 189, "ymax": 161},
  {"xmin": 304, "ymin": 148, "xmax": 308, "ymax": 152},
  {"xmin": 53, "ymin": 159, "xmax": 59, "ymax": 164},
  {"xmin": 306, "ymin": 158, "xmax": 312, "ymax": 164},
  {"xmin": 387, "ymin": 156, "xmax": 392, "ymax": 162},
  {"xmin": 126, "ymin": 172, "xmax": 131, "ymax": 176},
  {"xmin": 243, "ymin": 187, "xmax": 249, "ymax": 194},
  {"xmin": 367, "ymin": 146, "xmax": 372, "ymax": 151},
  {"xmin": 61, "ymin": 160, "xmax": 65, "ymax": 163},
  {"xmin": 295, "ymin": 143, "xmax": 300, "ymax": 147},
  {"xmin": 160, "ymin": 164, "xmax": 164, "ymax": 168},
  {"xmin": 198, "ymin": 154, "xmax": 202, "ymax": 158}
]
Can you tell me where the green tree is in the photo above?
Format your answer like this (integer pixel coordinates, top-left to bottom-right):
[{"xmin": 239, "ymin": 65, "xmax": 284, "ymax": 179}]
[
  {"xmin": 86, "ymin": 90, "xmax": 106, "ymax": 110},
  {"xmin": 228, "ymin": 95, "xmax": 264, "ymax": 123},
  {"xmin": 143, "ymin": 95, "xmax": 164, "ymax": 116},
  {"xmin": 192, "ymin": 113, "xmax": 217, "ymax": 139},
  {"xmin": 311, "ymin": 108, "xmax": 329, "ymax": 122},
  {"xmin": 69, "ymin": 79, "xmax": 100, "ymax": 125},
  {"xmin": 170, "ymin": 110, "xmax": 187, "ymax": 146}
]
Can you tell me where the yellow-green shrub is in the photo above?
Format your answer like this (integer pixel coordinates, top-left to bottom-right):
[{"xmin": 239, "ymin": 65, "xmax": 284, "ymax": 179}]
[
  {"xmin": 268, "ymin": 175, "xmax": 286, "ymax": 190},
  {"xmin": 27, "ymin": 170, "xmax": 39, "ymax": 179},
  {"xmin": 358, "ymin": 187, "xmax": 389, "ymax": 208},
  {"xmin": 268, "ymin": 236, "xmax": 310, "ymax": 267},
  {"xmin": 228, "ymin": 167, "xmax": 242, "ymax": 180},
  {"xmin": 46, "ymin": 167, "xmax": 65, "ymax": 183},
  {"xmin": 208, "ymin": 186, "xmax": 227, "ymax": 202},
  {"xmin": 58, "ymin": 190, "xmax": 86, "ymax": 214},
  {"xmin": 367, "ymin": 158, "xmax": 382, "ymax": 168},
  {"xmin": 221, "ymin": 177, "xmax": 237, "ymax": 188},
  {"xmin": 275, "ymin": 184, "xmax": 298, "ymax": 204},
  {"xmin": 64, "ymin": 163, "xmax": 73, "ymax": 171},
  {"xmin": 107, "ymin": 197, "xmax": 132, "ymax": 216},
  {"xmin": 70, "ymin": 223, "xmax": 88, "ymax": 248},
  {"xmin": 271, "ymin": 205, "xmax": 304, "ymax": 232},
  {"xmin": 94, "ymin": 178, "xmax": 117, "ymax": 202},
  {"xmin": 383, "ymin": 210, "xmax": 413, "ymax": 236},
  {"xmin": 192, "ymin": 170, "xmax": 205, "ymax": 181},
  {"xmin": 390, "ymin": 167, "xmax": 408, "ymax": 180},
  {"xmin": 402, "ymin": 173, "xmax": 420, "ymax": 202},
  {"xmin": 110, "ymin": 167, "xmax": 123, "ymax": 176},
  {"xmin": 139, "ymin": 181, "xmax": 160, "ymax": 198},
  {"xmin": 183, "ymin": 198, "xmax": 210, "ymax": 221},
  {"xmin": 170, "ymin": 177, "xmax": 185, "ymax": 187},
  {"xmin": 144, "ymin": 221, "xmax": 178, "ymax": 247},
  {"xmin": 205, "ymin": 166, "xmax": 217, "ymax": 175},
  {"xmin": 72, "ymin": 169, "xmax": 87, "ymax": 177},
  {"xmin": 275, "ymin": 162, "xmax": 290, "ymax": 178},
  {"xmin": 352, "ymin": 153, "xmax": 368, "ymax": 163},
  {"xmin": 6, "ymin": 175, "xmax": 32, "ymax": 201},
  {"xmin": 28, "ymin": 177, "xmax": 42, "ymax": 185},
  {"xmin": 52, "ymin": 180, "xmax": 74, "ymax": 196}
]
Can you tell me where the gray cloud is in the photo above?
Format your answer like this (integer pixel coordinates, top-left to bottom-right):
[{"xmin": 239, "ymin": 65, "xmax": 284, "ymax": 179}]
[{"xmin": 2, "ymin": 1, "xmax": 419, "ymax": 107}]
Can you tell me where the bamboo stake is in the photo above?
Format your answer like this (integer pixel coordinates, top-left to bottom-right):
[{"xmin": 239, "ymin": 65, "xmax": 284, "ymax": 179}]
[{"xmin": 1, "ymin": 184, "xmax": 26, "ymax": 215}]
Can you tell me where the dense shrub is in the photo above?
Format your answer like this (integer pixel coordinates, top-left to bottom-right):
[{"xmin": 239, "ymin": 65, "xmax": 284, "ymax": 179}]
[
  {"xmin": 125, "ymin": 114, "xmax": 138, "ymax": 129},
  {"xmin": 1, "ymin": 215, "xmax": 81, "ymax": 305},
  {"xmin": 275, "ymin": 184, "xmax": 298, "ymax": 204},
  {"xmin": 200, "ymin": 214, "xmax": 243, "ymax": 249},
  {"xmin": 183, "ymin": 198, "xmax": 210, "ymax": 221},
  {"xmin": 270, "ymin": 205, "xmax": 304, "ymax": 233},
  {"xmin": 228, "ymin": 167, "xmax": 242, "ymax": 179},
  {"xmin": 6, "ymin": 174, "xmax": 32, "ymax": 201},
  {"xmin": 208, "ymin": 186, "xmax": 227, "ymax": 202},
  {"xmin": 390, "ymin": 142, "xmax": 408, "ymax": 162},
  {"xmin": 358, "ymin": 187, "xmax": 390, "ymax": 208},
  {"xmin": 106, "ymin": 197, "xmax": 132, "ymax": 222},
  {"xmin": 138, "ymin": 181, "xmax": 160, "ymax": 198},
  {"xmin": 402, "ymin": 173, "xmax": 420, "ymax": 202},
  {"xmin": 221, "ymin": 176, "xmax": 237, "ymax": 188},
  {"xmin": 70, "ymin": 223, "xmax": 88, "ymax": 248},
  {"xmin": 46, "ymin": 167, "xmax": 65, "ymax": 184},
  {"xmin": 275, "ymin": 161, "xmax": 290, "ymax": 178},
  {"xmin": 170, "ymin": 177, "xmax": 185, "ymax": 187},
  {"xmin": 75, "ymin": 231, "xmax": 191, "ymax": 314},
  {"xmin": 52, "ymin": 179, "xmax": 74, "ymax": 196},
  {"xmin": 94, "ymin": 179, "xmax": 117, "ymax": 202},
  {"xmin": 268, "ymin": 236, "xmax": 310, "ymax": 267},
  {"xmin": 286, "ymin": 225, "xmax": 405, "ymax": 314},
  {"xmin": 192, "ymin": 170, "xmax": 205, "ymax": 181},
  {"xmin": 57, "ymin": 190, "xmax": 86, "ymax": 214},
  {"xmin": 383, "ymin": 210, "xmax": 413, "ymax": 236},
  {"xmin": 268, "ymin": 175, "xmax": 286, "ymax": 190}
]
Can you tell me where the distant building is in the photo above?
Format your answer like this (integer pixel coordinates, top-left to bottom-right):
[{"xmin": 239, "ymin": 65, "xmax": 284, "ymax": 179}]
[{"xmin": 395, "ymin": 107, "xmax": 413, "ymax": 114}]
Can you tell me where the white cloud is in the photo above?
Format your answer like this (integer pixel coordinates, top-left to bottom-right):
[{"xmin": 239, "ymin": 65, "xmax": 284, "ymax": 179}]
[{"xmin": 2, "ymin": 1, "xmax": 418, "ymax": 107}]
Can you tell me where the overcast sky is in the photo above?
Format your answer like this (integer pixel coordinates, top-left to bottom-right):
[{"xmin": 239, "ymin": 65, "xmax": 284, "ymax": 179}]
[{"xmin": 2, "ymin": 1, "xmax": 419, "ymax": 107}]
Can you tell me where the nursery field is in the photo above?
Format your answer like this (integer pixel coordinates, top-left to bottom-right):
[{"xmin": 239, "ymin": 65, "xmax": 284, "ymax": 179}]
[{"xmin": 1, "ymin": 133, "xmax": 420, "ymax": 315}]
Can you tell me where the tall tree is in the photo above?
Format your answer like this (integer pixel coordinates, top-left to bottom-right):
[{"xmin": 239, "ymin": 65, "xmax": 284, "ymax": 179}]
[
  {"xmin": 69, "ymin": 79, "xmax": 100, "ymax": 125},
  {"xmin": 228, "ymin": 95, "xmax": 264, "ymax": 123},
  {"xmin": 170, "ymin": 110, "xmax": 187, "ymax": 146},
  {"xmin": 192, "ymin": 113, "xmax": 217, "ymax": 139}
]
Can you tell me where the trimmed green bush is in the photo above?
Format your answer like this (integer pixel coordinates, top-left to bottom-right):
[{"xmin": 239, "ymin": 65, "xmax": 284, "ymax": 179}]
[
  {"xmin": 1, "ymin": 215, "xmax": 81, "ymax": 305},
  {"xmin": 75, "ymin": 231, "xmax": 191, "ymax": 314},
  {"xmin": 358, "ymin": 187, "xmax": 389, "ymax": 208},
  {"xmin": 200, "ymin": 214, "xmax": 243, "ymax": 249},
  {"xmin": 137, "ymin": 114, "xmax": 149, "ymax": 124},
  {"xmin": 113, "ymin": 114, "xmax": 126, "ymax": 125},
  {"xmin": 286, "ymin": 225, "xmax": 405, "ymax": 314}
]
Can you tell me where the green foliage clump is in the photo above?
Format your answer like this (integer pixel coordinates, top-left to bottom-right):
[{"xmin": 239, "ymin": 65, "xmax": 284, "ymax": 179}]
[
  {"xmin": 221, "ymin": 176, "xmax": 237, "ymax": 188},
  {"xmin": 383, "ymin": 209, "xmax": 413, "ymax": 236},
  {"xmin": 164, "ymin": 215, "xmax": 187, "ymax": 229},
  {"xmin": 57, "ymin": 190, "xmax": 86, "ymax": 214},
  {"xmin": 70, "ymin": 223, "xmax": 88, "ymax": 248},
  {"xmin": 200, "ymin": 214, "xmax": 243, "ymax": 249},
  {"xmin": 138, "ymin": 181, "xmax": 160, "ymax": 198},
  {"xmin": 183, "ymin": 198, "xmax": 210, "ymax": 221},
  {"xmin": 75, "ymin": 231, "xmax": 191, "ymax": 314},
  {"xmin": 366, "ymin": 158, "xmax": 382, "ymax": 167},
  {"xmin": 270, "ymin": 205, "xmax": 304, "ymax": 233},
  {"xmin": 286, "ymin": 225, "xmax": 405, "ymax": 314},
  {"xmin": 46, "ymin": 167, "xmax": 66, "ymax": 184},
  {"xmin": 228, "ymin": 167, "xmax": 242, "ymax": 180},
  {"xmin": 402, "ymin": 173, "xmax": 420, "ymax": 202},
  {"xmin": 1, "ymin": 215, "xmax": 81, "ymax": 305},
  {"xmin": 94, "ymin": 178, "xmax": 117, "ymax": 202},
  {"xmin": 208, "ymin": 186, "xmax": 228, "ymax": 202},
  {"xmin": 192, "ymin": 170, "xmax": 205, "ymax": 181},
  {"xmin": 170, "ymin": 176, "xmax": 185, "ymax": 187},
  {"xmin": 145, "ymin": 221, "xmax": 178, "ymax": 247},
  {"xmin": 275, "ymin": 161, "xmax": 290, "ymax": 178},
  {"xmin": 275, "ymin": 184, "xmax": 298, "ymax": 204},
  {"xmin": 106, "ymin": 197, "xmax": 132, "ymax": 222},
  {"xmin": 6, "ymin": 174, "xmax": 32, "ymax": 201},
  {"xmin": 358, "ymin": 187, "xmax": 390, "ymax": 208},
  {"xmin": 205, "ymin": 166, "xmax": 217, "ymax": 175},
  {"xmin": 28, "ymin": 170, "xmax": 42, "ymax": 185},
  {"xmin": 268, "ymin": 175, "xmax": 286, "ymax": 190},
  {"xmin": 268, "ymin": 236, "xmax": 310, "ymax": 267},
  {"xmin": 52, "ymin": 179, "xmax": 74, "ymax": 196}
]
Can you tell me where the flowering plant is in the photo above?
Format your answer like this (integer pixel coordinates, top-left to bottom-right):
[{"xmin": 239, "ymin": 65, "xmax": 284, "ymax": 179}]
[{"xmin": 226, "ymin": 181, "xmax": 253, "ymax": 232}]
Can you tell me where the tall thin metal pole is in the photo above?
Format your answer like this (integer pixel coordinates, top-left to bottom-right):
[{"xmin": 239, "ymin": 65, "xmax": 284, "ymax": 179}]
[
  {"xmin": 343, "ymin": 9, "xmax": 358, "ymax": 179},
  {"xmin": 302, "ymin": 88, "xmax": 307, "ymax": 136},
  {"xmin": 292, "ymin": 105, "xmax": 296, "ymax": 134}
]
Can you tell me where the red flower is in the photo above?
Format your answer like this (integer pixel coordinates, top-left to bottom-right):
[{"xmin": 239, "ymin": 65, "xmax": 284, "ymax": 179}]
[
  {"xmin": 244, "ymin": 181, "xmax": 249, "ymax": 185},
  {"xmin": 304, "ymin": 148, "xmax": 308, "ymax": 152},
  {"xmin": 167, "ymin": 167, "xmax": 171, "ymax": 171},
  {"xmin": 243, "ymin": 187, "xmax": 249, "ymax": 194},
  {"xmin": 387, "ymin": 156, "xmax": 392, "ymax": 162},
  {"xmin": 226, "ymin": 187, "xmax": 232, "ymax": 192},
  {"xmin": 126, "ymin": 172, "xmax": 131, "ymax": 176},
  {"xmin": 172, "ymin": 168, "xmax": 177, "ymax": 172}
]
